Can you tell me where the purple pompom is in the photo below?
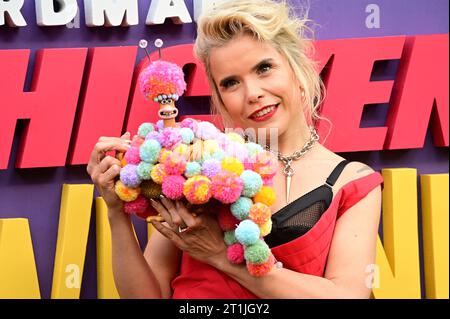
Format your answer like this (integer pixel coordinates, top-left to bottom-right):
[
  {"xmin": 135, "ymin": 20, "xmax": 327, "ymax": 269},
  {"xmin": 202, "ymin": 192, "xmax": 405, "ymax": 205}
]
[
  {"xmin": 201, "ymin": 159, "xmax": 222, "ymax": 179},
  {"xmin": 120, "ymin": 164, "xmax": 141, "ymax": 188}
]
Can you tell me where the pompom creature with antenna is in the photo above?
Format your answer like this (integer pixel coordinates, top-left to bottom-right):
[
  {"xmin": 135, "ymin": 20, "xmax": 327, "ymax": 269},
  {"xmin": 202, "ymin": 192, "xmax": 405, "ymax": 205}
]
[
  {"xmin": 113, "ymin": 39, "xmax": 279, "ymax": 277},
  {"xmin": 138, "ymin": 39, "xmax": 187, "ymax": 128}
]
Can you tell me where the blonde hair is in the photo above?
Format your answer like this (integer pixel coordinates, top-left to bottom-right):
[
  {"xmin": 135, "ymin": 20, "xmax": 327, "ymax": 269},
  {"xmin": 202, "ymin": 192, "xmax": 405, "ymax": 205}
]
[{"xmin": 194, "ymin": 0, "xmax": 327, "ymax": 130}]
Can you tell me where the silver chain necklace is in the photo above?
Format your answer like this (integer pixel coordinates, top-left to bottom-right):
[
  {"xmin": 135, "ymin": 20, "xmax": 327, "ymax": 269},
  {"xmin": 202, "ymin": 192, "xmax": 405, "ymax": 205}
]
[{"xmin": 266, "ymin": 127, "xmax": 319, "ymax": 204}]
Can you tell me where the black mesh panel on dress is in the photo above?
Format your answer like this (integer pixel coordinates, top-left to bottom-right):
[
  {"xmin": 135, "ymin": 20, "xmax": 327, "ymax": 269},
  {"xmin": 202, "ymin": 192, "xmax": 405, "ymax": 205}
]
[
  {"xmin": 278, "ymin": 200, "xmax": 327, "ymax": 229},
  {"xmin": 265, "ymin": 185, "xmax": 333, "ymax": 248},
  {"xmin": 265, "ymin": 160, "xmax": 350, "ymax": 248},
  {"xmin": 266, "ymin": 200, "xmax": 328, "ymax": 248}
]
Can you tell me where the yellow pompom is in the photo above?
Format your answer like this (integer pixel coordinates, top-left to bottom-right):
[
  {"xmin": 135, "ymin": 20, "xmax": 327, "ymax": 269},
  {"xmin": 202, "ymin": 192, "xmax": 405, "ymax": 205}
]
[
  {"xmin": 150, "ymin": 164, "xmax": 167, "ymax": 184},
  {"xmin": 183, "ymin": 175, "xmax": 212, "ymax": 204},
  {"xmin": 173, "ymin": 144, "xmax": 189, "ymax": 160},
  {"xmin": 226, "ymin": 132, "xmax": 245, "ymax": 144},
  {"xmin": 221, "ymin": 157, "xmax": 244, "ymax": 176},
  {"xmin": 253, "ymin": 186, "xmax": 276, "ymax": 206},
  {"xmin": 259, "ymin": 218, "xmax": 273, "ymax": 237},
  {"xmin": 158, "ymin": 148, "xmax": 172, "ymax": 163},
  {"xmin": 115, "ymin": 180, "xmax": 140, "ymax": 202},
  {"xmin": 203, "ymin": 139, "xmax": 219, "ymax": 154}
]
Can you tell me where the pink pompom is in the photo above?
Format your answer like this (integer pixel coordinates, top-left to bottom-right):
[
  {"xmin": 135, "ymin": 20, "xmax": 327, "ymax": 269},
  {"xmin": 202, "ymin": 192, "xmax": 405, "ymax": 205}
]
[
  {"xmin": 262, "ymin": 177, "xmax": 274, "ymax": 186},
  {"xmin": 162, "ymin": 175, "xmax": 185, "ymax": 200},
  {"xmin": 138, "ymin": 60, "xmax": 186, "ymax": 100},
  {"xmin": 124, "ymin": 195, "xmax": 149, "ymax": 215},
  {"xmin": 246, "ymin": 254, "xmax": 275, "ymax": 277},
  {"xmin": 124, "ymin": 146, "xmax": 141, "ymax": 165},
  {"xmin": 227, "ymin": 243, "xmax": 245, "ymax": 264},
  {"xmin": 159, "ymin": 127, "xmax": 182, "ymax": 149},
  {"xmin": 164, "ymin": 152, "xmax": 186, "ymax": 175},
  {"xmin": 180, "ymin": 118, "xmax": 198, "ymax": 132},
  {"xmin": 253, "ymin": 151, "xmax": 278, "ymax": 180},
  {"xmin": 243, "ymin": 157, "xmax": 254, "ymax": 170},
  {"xmin": 218, "ymin": 206, "xmax": 240, "ymax": 231},
  {"xmin": 211, "ymin": 171, "xmax": 244, "ymax": 204}
]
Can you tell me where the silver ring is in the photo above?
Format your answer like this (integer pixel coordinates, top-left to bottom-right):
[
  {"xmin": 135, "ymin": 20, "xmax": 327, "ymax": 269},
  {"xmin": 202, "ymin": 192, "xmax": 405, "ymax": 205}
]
[{"xmin": 178, "ymin": 225, "xmax": 189, "ymax": 233}]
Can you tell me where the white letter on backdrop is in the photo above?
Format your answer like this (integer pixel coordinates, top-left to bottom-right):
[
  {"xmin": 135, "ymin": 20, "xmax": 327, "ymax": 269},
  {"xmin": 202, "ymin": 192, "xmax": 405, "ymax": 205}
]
[
  {"xmin": 36, "ymin": 0, "xmax": 78, "ymax": 26},
  {"xmin": 147, "ymin": 0, "xmax": 192, "ymax": 25},
  {"xmin": 0, "ymin": 0, "xmax": 26, "ymax": 27},
  {"xmin": 84, "ymin": 0, "xmax": 139, "ymax": 27}
]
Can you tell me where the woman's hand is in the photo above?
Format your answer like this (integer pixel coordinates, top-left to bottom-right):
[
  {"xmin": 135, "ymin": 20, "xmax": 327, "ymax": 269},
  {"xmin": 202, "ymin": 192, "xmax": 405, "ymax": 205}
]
[
  {"xmin": 149, "ymin": 197, "xmax": 227, "ymax": 266},
  {"xmin": 86, "ymin": 133, "xmax": 132, "ymax": 215}
]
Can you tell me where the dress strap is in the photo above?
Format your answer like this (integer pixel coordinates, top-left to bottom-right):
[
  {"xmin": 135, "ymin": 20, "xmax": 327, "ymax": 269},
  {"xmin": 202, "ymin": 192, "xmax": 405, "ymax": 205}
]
[
  {"xmin": 337, "ymin": 172, "xmax": 384, "ymax": 219},
  {"xmin": 325, "ymin": 160, "xmax": 351, "ymax": 186}
]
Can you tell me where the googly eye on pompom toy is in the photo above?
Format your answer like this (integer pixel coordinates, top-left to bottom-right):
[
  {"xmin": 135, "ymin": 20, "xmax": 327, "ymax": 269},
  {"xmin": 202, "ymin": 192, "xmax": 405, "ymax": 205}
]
[{"xmin": 112, "ymin": 38, "xmax": 278, "ymax": 276}]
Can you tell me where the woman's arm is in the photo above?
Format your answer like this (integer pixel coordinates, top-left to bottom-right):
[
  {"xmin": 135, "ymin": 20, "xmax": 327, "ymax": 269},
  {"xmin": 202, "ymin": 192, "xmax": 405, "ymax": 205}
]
[
  {"xmin": 87, "ymin": 134, "xmax": 181, "ymax": 299},
  {"xmin": 108, "ymin": 209, "xmax": 160, "ymax": 298},
  {"xmin": 210, "ymin": 184, "xmax": 382, "ymax": 299},
  {"xmin": 143, "ymin": 223, "xmax": 182, "ymax": 298}
]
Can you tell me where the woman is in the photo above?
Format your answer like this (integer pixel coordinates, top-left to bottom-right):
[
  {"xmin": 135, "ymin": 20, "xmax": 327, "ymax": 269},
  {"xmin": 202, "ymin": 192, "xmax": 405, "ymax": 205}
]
[{"xmin": 87, "ymin": 0, "xmax": 383, "ymax": 299}]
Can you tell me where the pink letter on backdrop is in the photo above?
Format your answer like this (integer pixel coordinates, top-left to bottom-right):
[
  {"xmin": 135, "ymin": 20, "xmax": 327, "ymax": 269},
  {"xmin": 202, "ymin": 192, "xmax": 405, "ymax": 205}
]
[
  {"xmin": 315, "ymin": 36, "xmax": 405, "ymax": 152},
  {"xmin": 0, "ymin": 48, "xmax": 87, "ymax": 169},
  {"xmin": 385, "ymin": 34, "xmax": 449, "ymax": 149},
  {"xmin": 125, "ymin": 44, "xmax": 211, "ymax": 135},
  {"xmin": 68, "ymin": 46, "xmax": 137, "ymax": 165}
]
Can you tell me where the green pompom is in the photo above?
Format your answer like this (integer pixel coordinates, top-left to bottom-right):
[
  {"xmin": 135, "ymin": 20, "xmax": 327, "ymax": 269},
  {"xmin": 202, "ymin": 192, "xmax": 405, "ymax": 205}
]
[
  {"xmin": 137, "ymin": 162, "xmax": 154, "ymax": 180},
  {"xmin": 138, "ymin": 123, "xmax": 155, "ymax": 138},
  {"xmin": 244, "ymin": 240, "xmax": 270, "ymax": 264},
  {"xmin": 224, "ymin": 230, "xmax": 237, "ymax": 245}
]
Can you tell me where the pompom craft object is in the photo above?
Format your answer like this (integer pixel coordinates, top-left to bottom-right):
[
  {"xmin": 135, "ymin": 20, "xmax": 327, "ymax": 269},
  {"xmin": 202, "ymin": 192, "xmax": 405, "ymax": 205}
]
[{"xmin": 113, "ymin": 39, "xmax": 280, "ymax": 276}]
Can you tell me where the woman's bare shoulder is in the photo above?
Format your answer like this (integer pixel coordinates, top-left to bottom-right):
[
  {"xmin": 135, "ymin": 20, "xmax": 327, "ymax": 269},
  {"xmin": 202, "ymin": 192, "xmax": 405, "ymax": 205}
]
[{"xmin": 315, "ymin": 145, "xmax": 376, "ymax": 187}]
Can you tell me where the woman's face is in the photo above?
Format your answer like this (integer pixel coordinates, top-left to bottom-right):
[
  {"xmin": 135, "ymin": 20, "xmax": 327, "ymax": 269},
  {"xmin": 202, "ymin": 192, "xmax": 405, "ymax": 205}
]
[{"xmin": 209, "ymin": 34, "xmax": 304, "ymax": 136}]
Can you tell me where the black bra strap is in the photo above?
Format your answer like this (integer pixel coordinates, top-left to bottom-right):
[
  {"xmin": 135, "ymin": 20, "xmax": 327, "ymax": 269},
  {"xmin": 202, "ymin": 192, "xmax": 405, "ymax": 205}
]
[{"xmin": 326, "ymin": 160, "xmax": 350, "ymax": 186}]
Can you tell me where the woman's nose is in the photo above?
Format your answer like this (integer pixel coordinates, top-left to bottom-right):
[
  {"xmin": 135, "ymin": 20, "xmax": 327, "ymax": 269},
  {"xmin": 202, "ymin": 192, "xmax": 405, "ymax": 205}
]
[{"xmin": 245, "ymin": 81, "xmax": 264, "ymax": 104}]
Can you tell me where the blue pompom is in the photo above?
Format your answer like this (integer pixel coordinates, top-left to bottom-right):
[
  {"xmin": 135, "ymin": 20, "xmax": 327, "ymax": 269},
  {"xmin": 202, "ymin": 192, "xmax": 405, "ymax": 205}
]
[
  {"xmin": 138, "ymin": 123, "xmax": 154, "ymax": 138},
  {"xmin": 230, "ymin": 197, "xmax": 253, "ymax": 220},
  {"xmin": 235, "ymin": 220, "xmax": 260, "ymax": 246},
  {"xmin": 140, "ymin": 139, "xmax": 161, "ymax": 163},
  {"xmin": 180, "ymin": 127, "xmax": 195, "ymax": 144},
  {"xmin": 211, "ymin": 149, "xmax": 226, "ymax": 161},
  {"xmin": 245, "ymin": 142, "xmax": 264, "ymax": 157},
  {"xmin": 240, "ymin": 170, "xmax": 263, "ymax": 197},
  {"xmin": 184, "ymin": 161, "xmax": 202, "ymax": 178}
]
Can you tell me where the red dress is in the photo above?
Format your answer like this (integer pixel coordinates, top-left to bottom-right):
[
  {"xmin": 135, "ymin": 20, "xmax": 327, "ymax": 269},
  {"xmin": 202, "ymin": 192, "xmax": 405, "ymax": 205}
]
[{"xmin": 170, "ymin": 171, "xmax": 384, "ymax": 299}]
